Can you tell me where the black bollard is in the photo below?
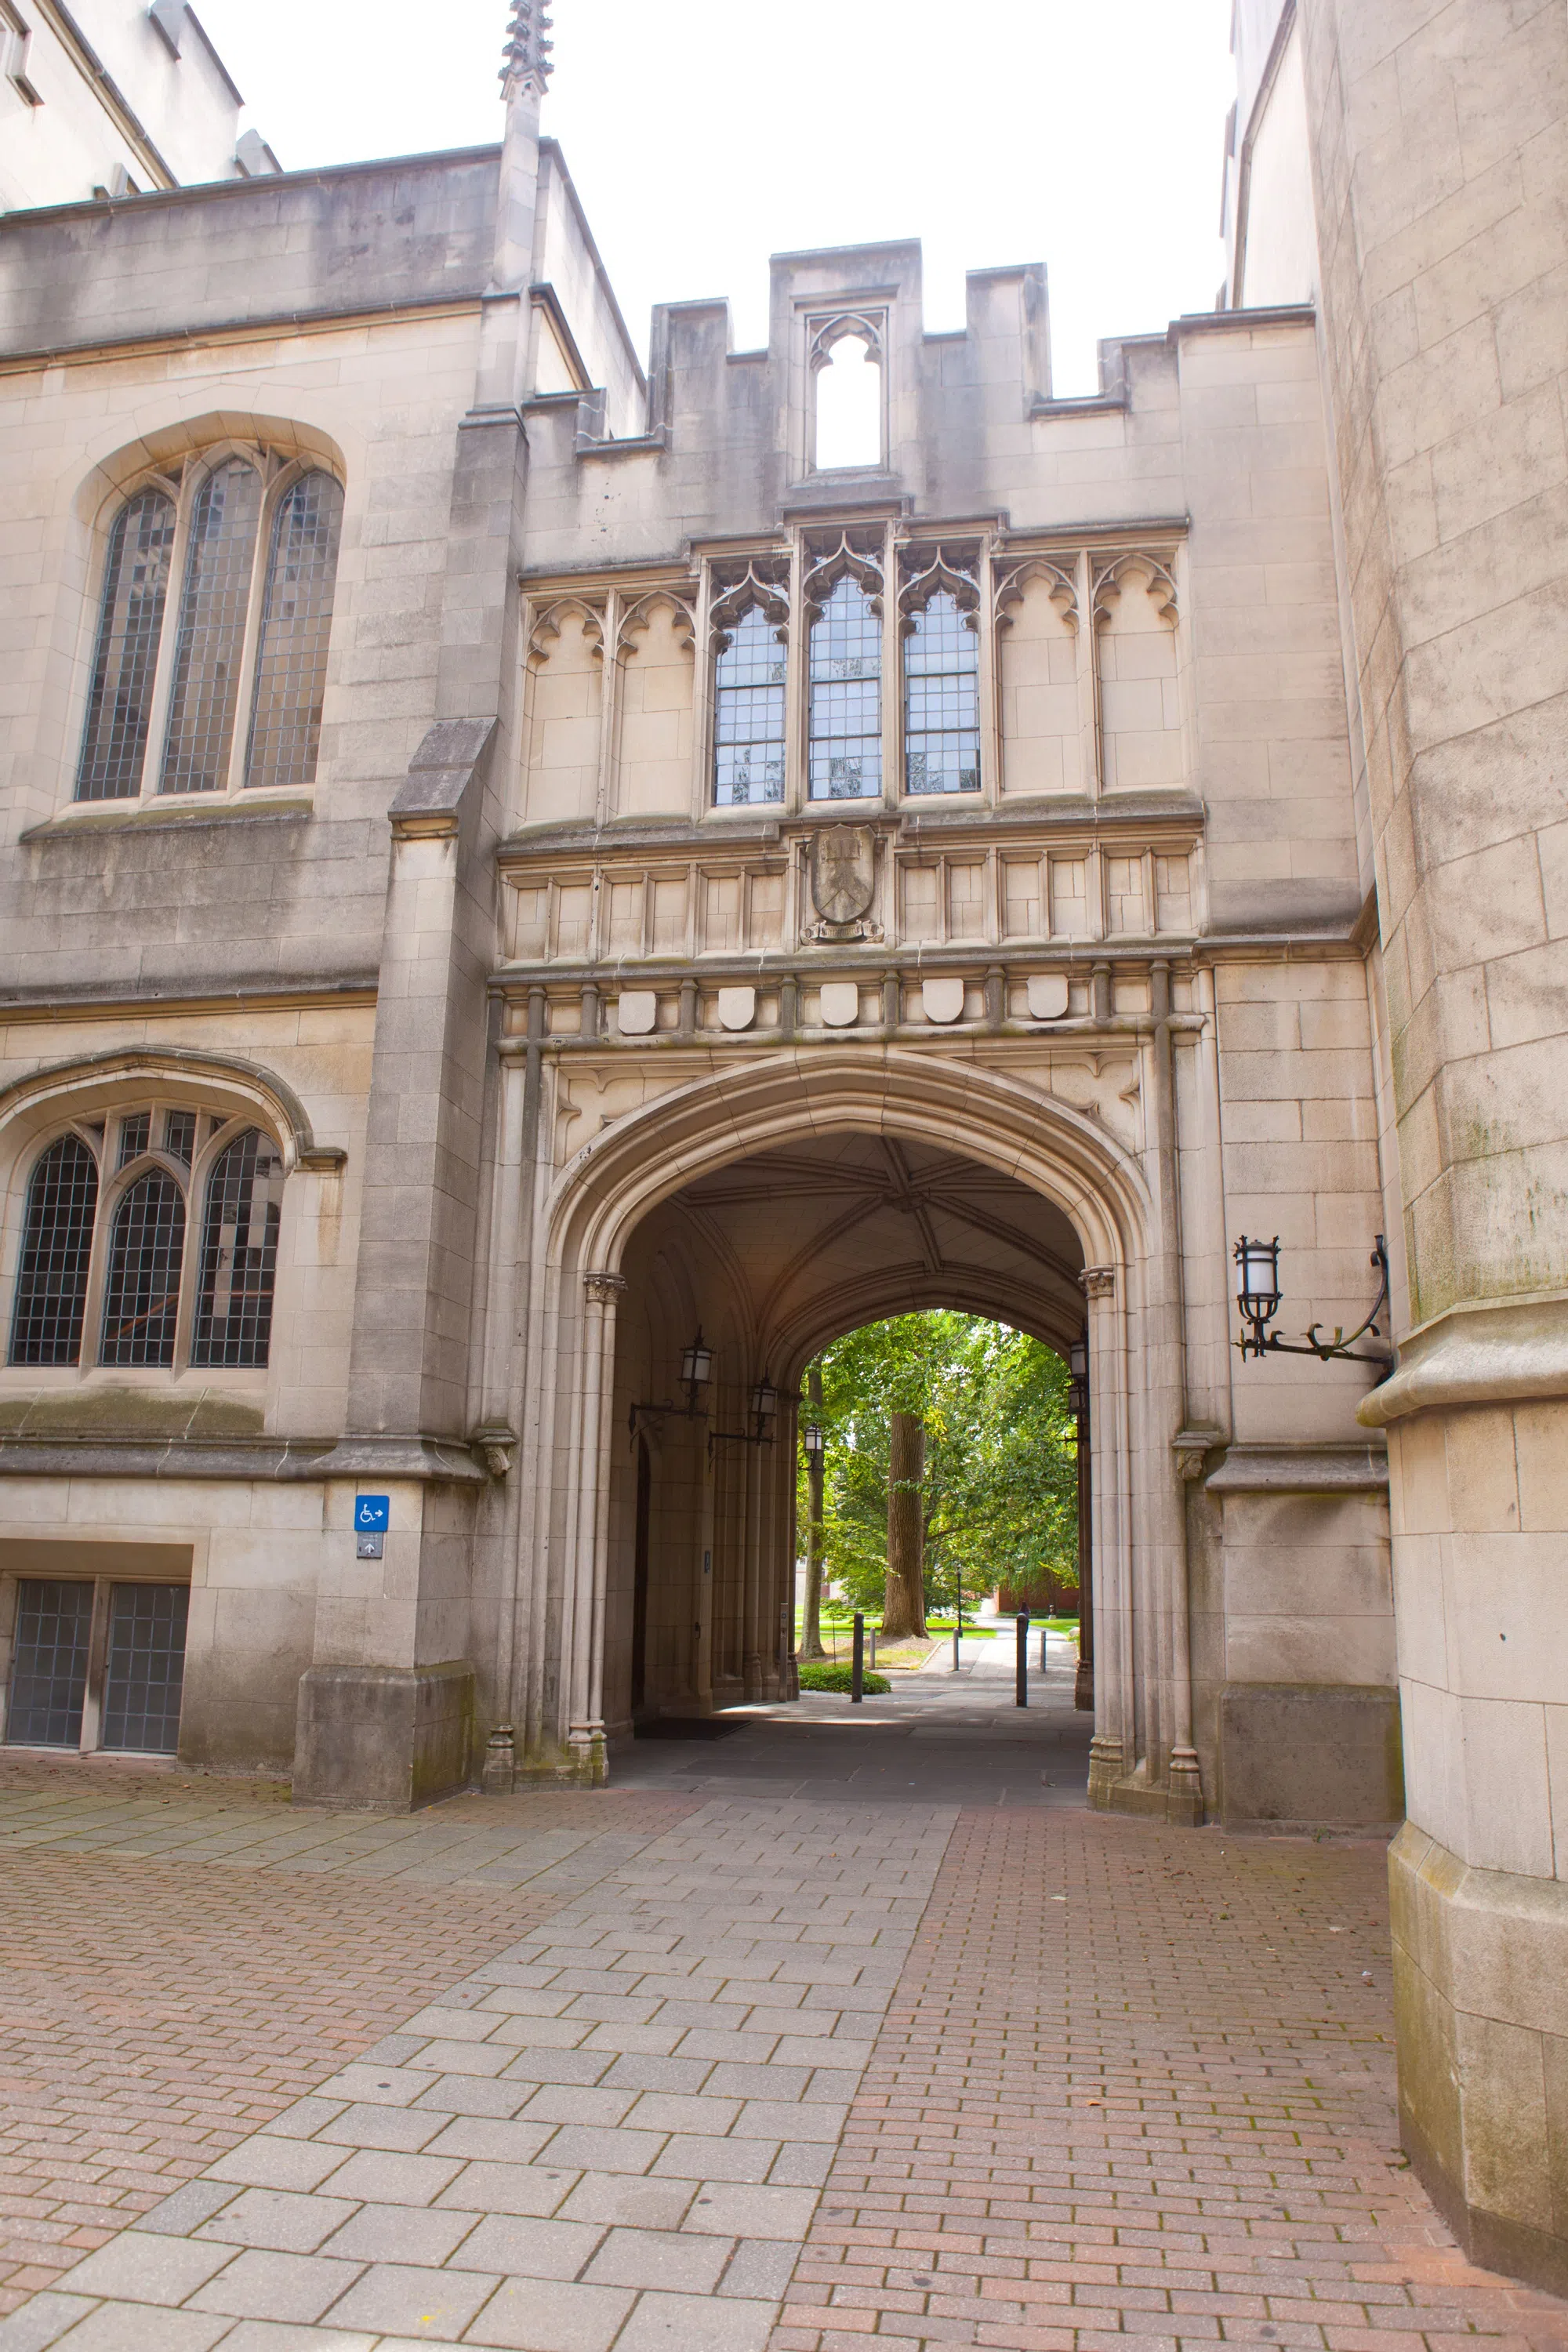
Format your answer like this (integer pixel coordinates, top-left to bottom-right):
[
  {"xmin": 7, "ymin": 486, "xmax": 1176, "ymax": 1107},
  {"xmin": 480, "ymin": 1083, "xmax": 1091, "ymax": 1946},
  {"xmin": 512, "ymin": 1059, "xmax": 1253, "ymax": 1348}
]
[
  {"xmin": 851, "ymin": 1611, "xmax": 865, "ymax": 1704},
  {"xmin": 1016, "ymin": 1610, "xmax": 1029, "ymax": 1707},
  {"xmin": 1040, "ymin": 1624, "xmax": 1048, "ymax": 1671}
]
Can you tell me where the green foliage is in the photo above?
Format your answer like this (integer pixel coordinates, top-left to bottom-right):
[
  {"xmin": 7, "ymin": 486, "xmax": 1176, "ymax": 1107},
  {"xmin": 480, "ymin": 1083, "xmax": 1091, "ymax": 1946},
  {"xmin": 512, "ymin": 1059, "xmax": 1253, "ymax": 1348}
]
[
  {"xmin": 797, "ymin": 1313, "xmax": 1079, "ymax": 1619},
  {"xmin": 797, "ymin": 1661, "xmax": 891, "ymax": 1695}
]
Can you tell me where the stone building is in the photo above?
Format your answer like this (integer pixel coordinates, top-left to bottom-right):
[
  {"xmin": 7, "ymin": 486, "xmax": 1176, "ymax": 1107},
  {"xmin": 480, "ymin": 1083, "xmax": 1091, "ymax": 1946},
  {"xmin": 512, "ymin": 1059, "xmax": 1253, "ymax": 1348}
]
[
  {"xmin": 1, "ymin": 0, "xmax": 277, "ymax": 212},
  {"xmin": 0, "ymin": 0, "xmax": 1563, "ymax": 2294}
]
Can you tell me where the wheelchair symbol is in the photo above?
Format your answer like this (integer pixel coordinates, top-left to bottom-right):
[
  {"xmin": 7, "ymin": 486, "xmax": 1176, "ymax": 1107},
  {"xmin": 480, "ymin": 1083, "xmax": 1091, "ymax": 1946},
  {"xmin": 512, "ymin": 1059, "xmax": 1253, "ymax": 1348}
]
[{"xmin": 354, "ymin": 1495, "xmax": 390, "ymax": 1532}]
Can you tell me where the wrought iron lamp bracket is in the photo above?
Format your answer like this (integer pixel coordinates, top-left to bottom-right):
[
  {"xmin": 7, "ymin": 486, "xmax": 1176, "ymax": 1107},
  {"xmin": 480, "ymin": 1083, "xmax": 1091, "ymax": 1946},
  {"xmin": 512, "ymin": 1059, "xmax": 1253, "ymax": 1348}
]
[{"xmin": 1235, "ymin": 1235, "xmax": 1392, "ymax": 1368}]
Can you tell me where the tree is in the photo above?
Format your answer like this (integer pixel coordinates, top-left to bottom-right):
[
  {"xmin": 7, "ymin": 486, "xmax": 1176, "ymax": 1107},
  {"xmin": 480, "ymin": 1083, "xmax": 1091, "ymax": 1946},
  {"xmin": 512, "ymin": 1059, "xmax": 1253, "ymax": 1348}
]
[
  {"xmin": 798, "ymin": 1361, "xmax": 827, "ymax": 1660},
  {"xmin": 883, "ymin": 1410, "xmax": 927, "ymax": 1637},
  {"xmin": 796, "ymin": 1313, "xmax": 1078, "ymax": 1626}
]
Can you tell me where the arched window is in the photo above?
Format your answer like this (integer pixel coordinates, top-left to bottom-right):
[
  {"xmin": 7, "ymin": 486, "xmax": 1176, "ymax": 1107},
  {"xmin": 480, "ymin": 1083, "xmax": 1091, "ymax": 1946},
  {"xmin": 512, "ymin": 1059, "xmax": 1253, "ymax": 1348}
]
[
  {"xmin": 191, "ymin": 1127, "xmax": 284, "ymax": 1367},
  {"xmin": 713, "ymin": 604, "xmax": 786, "ymax": 806},
  {"xmin": 904, "ymin": 590, "xmax": 981, "ymax": 794},
  {"xmin": 100, "ymin": 1169, "xmax": 186, "ymax": 1367},
  {"xmin": 808, "ymin": 576, "xmax": 881, "ymax": 800},
  {"xmin": 815, "ymin": 334, "xmax": 881, "ymax": 470},
  {"xmin": 245, "ymin": 473, "xmax": 345, "ymax": 790},
  {"xmin": 9, "ymin": 1136, "xmax": 99, "ymax": 1366},
  {"xmin": 76, "ymin": 490, "xmax": 176, "ymax": 801},
  {"xmin": 161, "ymin": 459, "xmax": 263, "ymax": 793},
  {"xmin": 73, "ymin": 449, "xmax": 345, "ymax": 806}
]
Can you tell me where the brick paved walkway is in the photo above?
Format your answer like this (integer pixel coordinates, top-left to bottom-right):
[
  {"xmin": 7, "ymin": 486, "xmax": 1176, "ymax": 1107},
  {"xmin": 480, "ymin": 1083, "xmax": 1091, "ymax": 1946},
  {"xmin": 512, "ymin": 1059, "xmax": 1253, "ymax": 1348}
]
[{"xmin": 0, "ymin": 1710, "xmax": 1565, "ymax": 2352}]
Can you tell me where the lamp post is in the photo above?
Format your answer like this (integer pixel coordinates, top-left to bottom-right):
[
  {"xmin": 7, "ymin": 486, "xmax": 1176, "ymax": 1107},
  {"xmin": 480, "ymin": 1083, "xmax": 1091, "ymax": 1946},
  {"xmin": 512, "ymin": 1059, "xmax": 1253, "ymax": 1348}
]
[{"xmin": 799, "ymin": 1370, "xmax": 827, "ymax": 1662}]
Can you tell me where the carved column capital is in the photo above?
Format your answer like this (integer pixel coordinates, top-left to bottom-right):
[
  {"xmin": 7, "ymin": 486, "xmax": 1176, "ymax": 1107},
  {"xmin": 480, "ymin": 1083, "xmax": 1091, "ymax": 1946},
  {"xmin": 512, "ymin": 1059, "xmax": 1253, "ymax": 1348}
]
[
  {"xmin": 583, "ymin": 1271, "xmax": 627, "ymax": 1307},
  {"xmin": 1080, "ymin": 1265, "xmax": 1116, "ymax": 1300}
]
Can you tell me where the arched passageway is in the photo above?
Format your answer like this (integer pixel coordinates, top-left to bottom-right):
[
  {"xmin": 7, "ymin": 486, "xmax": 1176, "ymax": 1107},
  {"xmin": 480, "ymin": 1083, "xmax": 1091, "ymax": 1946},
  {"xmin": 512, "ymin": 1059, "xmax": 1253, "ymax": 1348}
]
[
  {"xmin": 506, "ymin": 1050, "xmax": 1201, "ymax": 1817},
  {"xmin": 603, "ymin": 1130, "xmax": 1087, "ymax": 1732}
]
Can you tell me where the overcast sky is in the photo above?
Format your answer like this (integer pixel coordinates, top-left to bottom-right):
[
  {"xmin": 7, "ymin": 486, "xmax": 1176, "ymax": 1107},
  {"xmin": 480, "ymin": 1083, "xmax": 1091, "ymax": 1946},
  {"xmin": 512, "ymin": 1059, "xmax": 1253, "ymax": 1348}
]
[{"xmin": 195, "ymin": 0, "xmax": 1237, "ymax": 398}]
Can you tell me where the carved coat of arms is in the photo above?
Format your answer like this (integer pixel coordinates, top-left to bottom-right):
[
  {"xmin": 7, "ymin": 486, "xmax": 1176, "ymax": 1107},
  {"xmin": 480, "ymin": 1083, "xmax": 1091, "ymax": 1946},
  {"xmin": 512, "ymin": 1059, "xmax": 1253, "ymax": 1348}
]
[{"xmin": 808, "ymin": 826, "xmax": 877, "ymax": 929}]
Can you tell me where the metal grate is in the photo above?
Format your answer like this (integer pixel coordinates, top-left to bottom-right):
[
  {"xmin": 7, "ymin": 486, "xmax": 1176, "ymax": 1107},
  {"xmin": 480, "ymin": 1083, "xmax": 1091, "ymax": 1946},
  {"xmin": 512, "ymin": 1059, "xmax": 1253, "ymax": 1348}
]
[
  {"xmin": 76, "ymin": 490, "xmax": 177, "ymax": 802},
  {"xmin": 9, "ymin": 1136, "xmax": 99, "ymax": 1367},
  {"xmin": 905, "ymin": 589, "xmax": 981, "ymax": 794},
  {"xmin": 245, "ymin": 471, "xmax": 344, "ymax": 789},
  {"xmin": 101, "ymin": 1583, "xmax": 187, "ymax": 1754},
  {"xmin": 713, "ymin": 604, "xmax": 786, "ymax": 806},
  {"xmin": 6, "ymin": 1581, "xmax": 94, "ymax": 1748},
  {"xmin": 160, "ymin": 459, "xmax": 263, "ymax": 793},
  {"xmin": 100, "ymin": 1170, "xmax": 185, "ymax": 1366},
  {"xmin": 191, "ymin": 1127, "xmax": 284, "ymax": 1367},
  {"xmin": 808, "ymin": 577, "xmax": 881, "ymax": 800}
]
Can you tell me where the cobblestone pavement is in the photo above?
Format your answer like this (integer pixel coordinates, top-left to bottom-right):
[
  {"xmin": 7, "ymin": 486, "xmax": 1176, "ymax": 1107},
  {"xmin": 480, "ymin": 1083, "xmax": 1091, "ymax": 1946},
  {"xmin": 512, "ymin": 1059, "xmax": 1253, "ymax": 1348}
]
[{"xmin": 0, "ymin": 1686, "xmax": 1565, "ymax": 2352}]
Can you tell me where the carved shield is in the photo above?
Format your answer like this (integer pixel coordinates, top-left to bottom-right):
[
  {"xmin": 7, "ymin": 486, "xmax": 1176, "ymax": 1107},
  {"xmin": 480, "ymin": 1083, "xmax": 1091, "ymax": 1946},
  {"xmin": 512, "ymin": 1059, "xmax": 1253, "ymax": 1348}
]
[{"xmin": 809, "ymin": 826, "xmax": 876, "ymax": 926}]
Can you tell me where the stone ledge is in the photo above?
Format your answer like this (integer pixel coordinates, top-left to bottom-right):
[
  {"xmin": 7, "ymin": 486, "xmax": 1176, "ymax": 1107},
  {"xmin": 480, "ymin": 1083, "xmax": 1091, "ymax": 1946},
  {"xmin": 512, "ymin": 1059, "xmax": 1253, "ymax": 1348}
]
[
  {"xmin": 1359, "ymin": 1298, "xmax": 1568, "ymax": 1425},
  {"xmin": 1204, "ymin": 1440, "xmax": 1388, "ymax": 1494}
]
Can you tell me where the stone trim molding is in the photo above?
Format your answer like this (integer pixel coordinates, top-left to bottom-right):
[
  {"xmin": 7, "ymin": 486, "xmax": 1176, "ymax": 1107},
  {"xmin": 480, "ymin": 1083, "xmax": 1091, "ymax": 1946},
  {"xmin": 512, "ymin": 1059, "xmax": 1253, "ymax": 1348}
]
[
  {"xmin": 0, "ymin": 1046, "xmax": 340, "ymax": 1174},
  {"xmin": 1204, "ymin": 1440, "xmax": 1389, "ymax": 1494},
  {"xmin": 1357, "ymin": 1298, "xmax": 1568, "ymax": 1427},
  {"xmin": 0, "ymin": 1435, "xmax": 487, "ymax": 1483}
]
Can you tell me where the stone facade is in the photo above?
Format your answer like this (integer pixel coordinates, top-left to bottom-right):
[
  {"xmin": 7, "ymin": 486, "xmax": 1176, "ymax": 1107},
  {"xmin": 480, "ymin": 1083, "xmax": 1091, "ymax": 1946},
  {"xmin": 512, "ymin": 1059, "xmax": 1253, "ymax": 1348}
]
[
  {"xmin": 1, "ymin": 0, "xmax": 1563, "ymax": 2292},
  {"xmin": 1, "ymin": 0, "xmax": 276, "ymax": 212},
  {"xmin": 1226, "ymin": 0, "xmax": 1568, "ymax": 2295}
]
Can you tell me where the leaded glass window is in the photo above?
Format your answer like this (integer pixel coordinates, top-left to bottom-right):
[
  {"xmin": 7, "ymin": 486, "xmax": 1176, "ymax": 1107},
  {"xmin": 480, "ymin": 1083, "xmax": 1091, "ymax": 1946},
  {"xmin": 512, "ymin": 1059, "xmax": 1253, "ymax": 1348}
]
[
  {"xmin": 100, "ymin": 1169, "xmax": 185, "ymax": 1366},
  {"xmin": 191, "ymin": 1127, "xmax": 284, "ymax": 1367},
  {"xmin": 9, "ymin": 1137, "xmax": 99, "ymax": 1367},
  {"xmin": 905, "ymin": 590, "xmax": 981, "ymax": 794},
  {"xmin": 245, "ymin": 472, "xmax": 344, "ymax": 789},
  {"xmin": 5, "ymin": 1581, "xmax": 95, "ymax": 1748},
  {"xmin": 75, "ymin": 489, "xmax": 176, "ymax": 801},
  {"xmin": 102, "ymin": 1584, "xmax": 188, "ymax": 1754},
  {"xmin": 713, "ymin": 605, "xmax": 786, "ymax": 806},
  {"xmin": 160, "ymin": 458, "xmax": 263, "ymax": 793},
  {"xmin": 808, "ymin": 577, "xmax": 881, "ymax": 800}
]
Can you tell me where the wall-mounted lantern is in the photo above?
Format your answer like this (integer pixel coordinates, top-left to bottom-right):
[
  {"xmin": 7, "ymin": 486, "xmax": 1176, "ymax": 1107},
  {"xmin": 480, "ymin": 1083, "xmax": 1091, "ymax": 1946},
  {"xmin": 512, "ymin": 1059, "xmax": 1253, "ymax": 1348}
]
[
  {"xmin": 630, "ymin": 1328, "xmax": 714, "ymax": 1435},
  {"xmin": 710, "ymin": 1373, "xmax": 781, "ymax": 1456},
  {"xmin": 801, "ymin": 1419, "xmax": 826, "ymax": 1461},
  {"xmin": 1233, "ymin": 1235, "xmax": 1392, "ymax": 1369},
  {"xmin": 1066, "ymin": 1335, "xmax": 1089, "ymax": 1421}
]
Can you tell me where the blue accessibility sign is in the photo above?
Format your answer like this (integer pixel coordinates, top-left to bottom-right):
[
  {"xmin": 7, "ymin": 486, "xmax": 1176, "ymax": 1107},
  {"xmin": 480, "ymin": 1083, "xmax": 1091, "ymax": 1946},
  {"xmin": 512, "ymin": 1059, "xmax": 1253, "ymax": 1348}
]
[{"xmin": 354, "ymin": 1494, "xmax": 390, "ymax": 1532}]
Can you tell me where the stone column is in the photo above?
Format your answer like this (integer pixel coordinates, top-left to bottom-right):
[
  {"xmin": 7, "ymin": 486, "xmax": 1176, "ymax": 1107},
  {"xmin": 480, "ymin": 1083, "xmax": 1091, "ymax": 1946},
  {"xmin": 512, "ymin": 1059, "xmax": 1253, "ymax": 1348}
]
[
  {"xmin": 563, "ymin": 1269, "xmax": 624, "ymax": 1783},
  {"xmin": 1298, "ymin": 0, "xmax": 1568, "ymax": 2290},
  {"xmin": 1084, "ymin": 1264, "xmax": 1133, "ymax": 1804}
]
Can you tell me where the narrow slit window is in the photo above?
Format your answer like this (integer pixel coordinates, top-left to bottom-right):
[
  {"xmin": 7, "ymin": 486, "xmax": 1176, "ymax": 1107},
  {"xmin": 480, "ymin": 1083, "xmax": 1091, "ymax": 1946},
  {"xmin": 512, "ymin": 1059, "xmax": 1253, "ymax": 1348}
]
[
  {"xmin": 713, "ymin": 604, "xmax": 786, "ymax": 806},
  {"xmin": 77, "ymin": 489, "xmax": 177, "ymax": 801},
  {"xmin": 100, "ymin": 1170, "xmax": 185, "ymax": 1366},
  {"xmin": 814, "ymin": 334, "xmax": 881, "ymax": 470},
  {"xmin": 808, "ymin": 577, "xmax": 881, "ymax": 800},
  {"xmin": 9, "ymin": 1137, "xmax": 99, "ymax": 1367},
  {"xmin": 905, "ymin": 590, "xmax": 981, "ymax": 794},
  {"xmin": 191, "ymin": 1127, "xmax": 284, "ymax": 1367},
  {"xmin": 245, "ymin": 471, "xmax": 343, "ymax": 789},
  {"xmin": 160, "ymin": 459, "xmax": 263, "ymax": 793}
]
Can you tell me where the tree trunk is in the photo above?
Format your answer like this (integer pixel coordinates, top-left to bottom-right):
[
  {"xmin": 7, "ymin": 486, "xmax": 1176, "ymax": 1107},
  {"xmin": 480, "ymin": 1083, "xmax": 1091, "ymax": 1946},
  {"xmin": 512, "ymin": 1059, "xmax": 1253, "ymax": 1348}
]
[
  {"xmin": 883, "ymin": 1411, "xmax": 927, "ymax": 1638},
  {"xmin": 799, "ymin": 1362, "xmax": 826, "ymax": 1660}
]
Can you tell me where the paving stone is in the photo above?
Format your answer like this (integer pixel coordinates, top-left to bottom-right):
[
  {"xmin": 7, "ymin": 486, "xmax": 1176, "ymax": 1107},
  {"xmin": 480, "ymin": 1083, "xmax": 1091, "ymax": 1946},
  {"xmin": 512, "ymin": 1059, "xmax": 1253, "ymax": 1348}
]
[
  {"xmin": 535, "ymin": 2125, "xmax": 666, "ymax": 2176},
  {"xmin": 556, "ymin": 2178, "xmax": 694, "ymax": 2233},
  {"xmin": 613, "ymin": 2286, "xmax": 778, "ymax": 2350},
  {"xmin": 432, "ymin": 2163, "xmax": 579, "ymax": 2219},
  {"xmin": 580, "ymin": 2225, "xmax": 730, "ymax": 2292},
  {"xmin": 186, "ymin": 2246, "xmax": 364, "ymax": 2321},
  {"xmin": 194, "ymin": 2188, "xmax": 358, "ymax": 2253},
  {"xmin": 38, "ymin": 2305, "xmax": 231, "ymax": 2350},
  {"xmin": 321, "ymin": 2258, "xmax": 499, "ymax": 2336},
  {"xmin": 318, "ymin": 2204, "xmax": 481, "ymax": 2266},
  {"xmin": 419, "ymin": 2118, "xmax": 556, "ymax": 2165},
  {"xmin": 650, "ymin": 2134, "xmax": 779, "ymax": 2183},
  {"xmin": 51, "ymin": 2232, "xmax": 234, "ymax": 2305},
  {"xmin": 682, "ymin": 2183, "xmax": 820, "ymax": 2238},
  {"xmin": 445, "ymin": 2215, "xmax": 604, "ymax": 2279},
  {"xmin": 461, "ymin": 2275, "xmax": 633, "ymax": 2351}
]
